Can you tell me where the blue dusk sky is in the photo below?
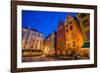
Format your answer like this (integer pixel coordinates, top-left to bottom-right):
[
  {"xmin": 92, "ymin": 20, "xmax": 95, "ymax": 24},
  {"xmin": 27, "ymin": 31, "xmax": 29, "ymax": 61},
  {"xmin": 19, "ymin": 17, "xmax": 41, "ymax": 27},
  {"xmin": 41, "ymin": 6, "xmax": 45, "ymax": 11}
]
[{"xmin": 22, "ymin": 10, "xmax": 77, "ymax": 38}]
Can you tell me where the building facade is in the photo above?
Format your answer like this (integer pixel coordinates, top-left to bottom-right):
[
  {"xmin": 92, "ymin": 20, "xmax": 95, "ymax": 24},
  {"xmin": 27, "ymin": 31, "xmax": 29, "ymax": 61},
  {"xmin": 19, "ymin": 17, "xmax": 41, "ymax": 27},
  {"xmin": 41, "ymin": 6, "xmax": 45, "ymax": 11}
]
[
  {"xmin": 56, "ymin": 21, "xmax": 66, "ymax": 56},
  {"xmin": 29, "ymin": 29, "xmax": 44, "ymax": 51},
  {"xmin": 65, "ymin": 16, "xmax": 84, "ymax": 54},
  {"xmin": 76, "ymin": 13, "xmax": 90, "ymax": 48},
  {"xmin": 22, "ymin": 27, "xmax": 44, "ymax": 60},
  {"xmin": 56, "ymin": 16, "xmax": 84, "ymax": 57},
  {"xmin": 22, "ymin": 28, "xmax": 30, "ymax": 49},
  {"xmin": 22, "ymin": 27, "xmax": 44, "ymax": 50},
  {"xmin": 44, "ymin": 32, "xmax": 56, "ymax": 56}
]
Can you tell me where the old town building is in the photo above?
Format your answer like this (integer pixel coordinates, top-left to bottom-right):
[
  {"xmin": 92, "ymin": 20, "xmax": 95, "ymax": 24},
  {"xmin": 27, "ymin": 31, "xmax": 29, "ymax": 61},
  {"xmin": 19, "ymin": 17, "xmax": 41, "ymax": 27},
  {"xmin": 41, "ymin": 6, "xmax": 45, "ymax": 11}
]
[
  {"xmin": 44, "ymin": 32, "xmax": 56, "ymax": 56},
  {"xmin": 22, "ymin": 27, "xmax": 44, "ymax": 50},
  {"xmin": 22, "ymin": 28, "xmax": 30, "ymax": 49},
  {"xmin": 29, "ymin": 29, "xmax": 44, "ymax": 51},
  {"xmin": 76, "ymin": 13, "xmax": 90, "ymax": 59},
  {"xmin": 56, "ymin": 16, "xmax": 84, "ymax": 57},
  {"xmin": 22, "ymin": 27, "xmax": 44, "ymax": 59},
  {"xmin": 65, "ymin": 16, "xmax": 84, "ymax": 54},
  {"xmin": 76, "ymin": 13, "xmax": 90, "ymax": 48},
  {"xmin": 56, "ymin": 21, "xmax": 66, "ymax": 56}
]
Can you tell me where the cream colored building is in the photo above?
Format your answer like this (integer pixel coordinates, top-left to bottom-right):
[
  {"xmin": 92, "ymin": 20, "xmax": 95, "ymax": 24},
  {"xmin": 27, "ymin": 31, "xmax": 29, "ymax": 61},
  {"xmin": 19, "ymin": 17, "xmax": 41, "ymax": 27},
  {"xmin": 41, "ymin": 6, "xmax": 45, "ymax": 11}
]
[{"xmin": 22, "ymin": 28, "xmax": 44, "ymax": 51}]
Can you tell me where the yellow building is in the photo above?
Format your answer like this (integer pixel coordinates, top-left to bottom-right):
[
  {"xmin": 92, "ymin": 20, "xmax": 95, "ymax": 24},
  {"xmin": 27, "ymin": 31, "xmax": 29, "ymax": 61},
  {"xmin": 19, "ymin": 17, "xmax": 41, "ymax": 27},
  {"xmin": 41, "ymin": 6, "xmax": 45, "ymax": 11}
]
[
  {"xmin": 65, "ymin": 16, "xmax": 84, "ymax": 54},
  {"xmin": 76, "ymin": 13, "xmax": 90, "ymax": 59},
  {"xmin": 76, "ymin": 13, "xmax": 90, "ymax": 48}
]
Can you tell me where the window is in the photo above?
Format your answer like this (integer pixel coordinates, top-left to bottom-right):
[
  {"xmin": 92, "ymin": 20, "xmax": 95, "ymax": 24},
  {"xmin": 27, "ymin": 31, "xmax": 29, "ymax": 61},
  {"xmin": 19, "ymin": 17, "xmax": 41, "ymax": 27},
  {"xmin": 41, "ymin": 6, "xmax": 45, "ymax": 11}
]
[
  {"xmin": 83, "ymin": 19, "xmax": 89, "ymax": 27},
  {"xmin": 86, "ymin": 31, "xmax": 90, "ymax": 40},
  {"xmin": 26, "ymin": 31, "xmax": 30, "ymax": 40},
  {"xmin": 32, "ymin": 39, "xmax": 35, "ymax": 42},
  {"xmin": 80, "ymin": 13, "xmax": 86, "ymax": 18},
  {"xmin": 38, "ymin": 34, "xmax": 40, "ymax": 37},
  {"xmin": 66, "ymin": 29, "xmax": 68, "ymax": 32},
  {"xmin": 69, "ymin": 21, "xmax": 72, "ymax": 24},
  {"xmin": 22, "ymin": 31, "xmax": 24, "ymax": 39},
  {"xmin": 35, "ymin": 46, "xmax": 37, "ymax": 49},
  {"xmin": 34, "ymin": 32, "xmax": 36, "ymax": 36},
  {"xmin": 31, "ymin": 45, "xmax": 33, "ymax": 48},
  {"xmin": 73, "ymin": 41, "xmax": 75, "ymax": 47},
  {"xmin": 62, "ymin": 42, "xmax": 64, "ymax": 47},
  {"xmin": 66, "ymin": 24, "xmax": 68, "ymax": 27},
  {"xmin": 25, "ymin": 41, "xmax": 27, "ymax": 44},
  {"xmin": 71, "ymin": 33, "xmax": 74, "ymax": 38},
  {"xmin": 70, "ymin": 25, "xmax": 73, "ymax": 30},
  {"xmin": 83, "ymin": 19, "xmax": 88, "ymax": 24},
  {"xmin": 40, "ymin": 34, "xmax": 42, "ymax": 37},
  {"xmin": 23, "ymin": 46, "xmax": 26, "ymax": 49},
  {"xmin": 32, "ymin": 32, "xmax": 35, "ymax": 36}
]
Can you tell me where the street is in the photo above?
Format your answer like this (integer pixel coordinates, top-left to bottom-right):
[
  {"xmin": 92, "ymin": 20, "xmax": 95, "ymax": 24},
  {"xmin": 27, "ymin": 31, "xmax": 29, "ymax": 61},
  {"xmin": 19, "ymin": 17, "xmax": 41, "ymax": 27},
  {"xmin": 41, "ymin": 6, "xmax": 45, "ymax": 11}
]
[
  {"xmin": 22, "ymin": 55, "xmax": 59, "ymax": 62},
  {"xmin": 22, "ymin": 54, "xmax": 75, "ymax": 62}
]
